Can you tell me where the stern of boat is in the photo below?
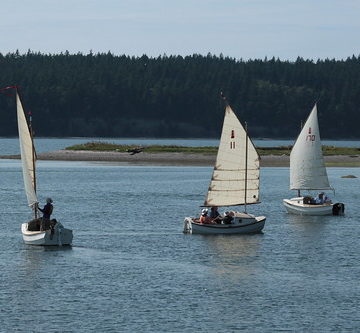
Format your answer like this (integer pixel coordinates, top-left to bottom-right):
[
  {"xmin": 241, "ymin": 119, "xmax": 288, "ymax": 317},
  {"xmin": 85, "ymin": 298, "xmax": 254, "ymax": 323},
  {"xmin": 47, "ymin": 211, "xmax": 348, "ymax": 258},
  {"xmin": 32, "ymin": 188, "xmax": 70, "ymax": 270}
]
[{"xmin": 57, "ymin": 223, "xmax": 73, "ymax": 245}]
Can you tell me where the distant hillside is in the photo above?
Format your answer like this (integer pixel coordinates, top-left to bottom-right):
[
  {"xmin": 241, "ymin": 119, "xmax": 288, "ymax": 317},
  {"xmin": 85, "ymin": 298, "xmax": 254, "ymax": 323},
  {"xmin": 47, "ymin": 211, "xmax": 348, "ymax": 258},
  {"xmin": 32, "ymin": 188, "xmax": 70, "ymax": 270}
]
[{"xmin": 0, "ymin": 51, "xmax": 359, "ymax": 139}]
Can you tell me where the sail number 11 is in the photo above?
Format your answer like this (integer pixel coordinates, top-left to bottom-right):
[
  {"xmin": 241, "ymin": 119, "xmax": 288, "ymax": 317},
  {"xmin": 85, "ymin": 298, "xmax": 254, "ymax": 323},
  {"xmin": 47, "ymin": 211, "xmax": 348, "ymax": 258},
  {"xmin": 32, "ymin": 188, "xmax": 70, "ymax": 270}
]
[{"xmin": 306, "ymin": 127, "xmax": 315, "ymax": 141}]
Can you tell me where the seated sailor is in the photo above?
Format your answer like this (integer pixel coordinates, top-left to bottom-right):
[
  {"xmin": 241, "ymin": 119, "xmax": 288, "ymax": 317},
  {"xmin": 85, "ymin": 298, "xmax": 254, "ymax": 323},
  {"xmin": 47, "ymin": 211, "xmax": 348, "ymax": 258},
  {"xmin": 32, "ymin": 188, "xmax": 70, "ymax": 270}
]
[
  {"xmin": 315, "ymin": 192, "xmax": 328, "ymax": 205},
  {"xmin": 199, "ymin": 208, "xmax": 214, "ymax": 224},
  {"xmin": 209, "ymin": 206, "xmax": 222, "ymax": 224},
  {"xmin": 222, "ymin": 211, "xmax": 234, "ymax": 224},
  {"xmin": 324, "ymin": 193, "xmax": 332, "ymax": 203}
]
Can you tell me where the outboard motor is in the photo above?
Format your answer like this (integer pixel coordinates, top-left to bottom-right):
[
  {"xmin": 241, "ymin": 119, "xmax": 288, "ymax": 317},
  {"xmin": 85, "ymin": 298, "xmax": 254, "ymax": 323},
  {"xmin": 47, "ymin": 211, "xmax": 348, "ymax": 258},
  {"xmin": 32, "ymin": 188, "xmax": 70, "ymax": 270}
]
[
  {"xmin": 183, "ymin": 218, "xmax": 192, "ymax": 234},
  {"xmin": 332, "ymin": 203, "xmax": 345, "ymax": 216}
]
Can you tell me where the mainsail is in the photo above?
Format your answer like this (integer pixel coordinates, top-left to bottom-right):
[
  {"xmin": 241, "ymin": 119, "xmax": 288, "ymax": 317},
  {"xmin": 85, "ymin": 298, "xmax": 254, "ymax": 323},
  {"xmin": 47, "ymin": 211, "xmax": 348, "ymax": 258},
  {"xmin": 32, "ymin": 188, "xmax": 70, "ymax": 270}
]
[
  {"xmin": 204, "ymin": 105, "xmax": 260, "ymax": 207},
  {"xmin": 16, "ymin": 92, "xmax": 38, "ymax": 207},
  {"xmin": 290, "ymin": 104, "xmax": 331, "ymax": 190}
]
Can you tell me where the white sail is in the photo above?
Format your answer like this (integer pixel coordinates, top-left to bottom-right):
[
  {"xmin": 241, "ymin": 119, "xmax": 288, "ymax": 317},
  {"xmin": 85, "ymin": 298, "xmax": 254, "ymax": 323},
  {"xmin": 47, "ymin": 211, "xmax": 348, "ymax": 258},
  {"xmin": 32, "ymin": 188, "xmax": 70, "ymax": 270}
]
[
  {"xmin": 290, "ymin": 104, "xmax": 331, "ymax": 190},
  {"xmin": 16, "ymin": 92, "xmax": 38, "ymax": 207},
  {"xmin": 204, "ymin": 105, "xmax": 260, "ymax": 207}
]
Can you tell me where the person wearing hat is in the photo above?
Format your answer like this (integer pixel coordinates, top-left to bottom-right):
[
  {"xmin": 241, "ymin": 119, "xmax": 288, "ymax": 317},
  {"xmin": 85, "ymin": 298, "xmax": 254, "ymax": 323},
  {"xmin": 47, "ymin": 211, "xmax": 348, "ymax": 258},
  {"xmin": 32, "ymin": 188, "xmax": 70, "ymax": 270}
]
[
  {"xmin": 315, "ymin": 192, "xmax": 325, "ymax": 204},
  {"xmin": 38, "ymin": 197, "xmax": 54, "ymax": 231},
  {"xmin": 199, "ymin": 208, "xmax": 212, "ymax": 224}
]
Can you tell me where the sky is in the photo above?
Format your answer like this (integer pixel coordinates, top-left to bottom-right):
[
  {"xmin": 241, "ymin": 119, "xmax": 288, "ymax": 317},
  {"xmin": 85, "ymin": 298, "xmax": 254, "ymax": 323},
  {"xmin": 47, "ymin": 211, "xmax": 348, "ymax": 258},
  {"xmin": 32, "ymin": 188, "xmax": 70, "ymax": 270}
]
[{"xmin": 1, "ymin": 0, "xmax": 359, "ymax": 60}]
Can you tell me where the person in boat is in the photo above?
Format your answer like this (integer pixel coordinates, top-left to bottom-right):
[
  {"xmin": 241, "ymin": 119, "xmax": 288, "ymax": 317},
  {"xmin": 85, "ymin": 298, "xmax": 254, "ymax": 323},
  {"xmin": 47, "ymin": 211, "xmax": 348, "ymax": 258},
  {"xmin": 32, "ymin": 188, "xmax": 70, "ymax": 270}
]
[
  {"xmin": 199, "ymin": 208, "xmax": 213, "ymax": 224},
  {"xmin": 324, "ymin": 193, "xmax": 332, "ymax": 203},
  {"xmin": 223, "ymin": 211, "xmax": 234, "ymax": 224},
  {"xmin": 209, "ymin": 206, "xmax": 222, "ymax": 224},
  {"xmin": 38, "ymin": 197, "xmax": 54, "ymax": 230},
  {"xmin": 315, "ymin": 192, "xmax": 332, "ymax": 204},
  {"xmin": 315, "ymin": 192, "xmax": 326, "ymax": 204}
]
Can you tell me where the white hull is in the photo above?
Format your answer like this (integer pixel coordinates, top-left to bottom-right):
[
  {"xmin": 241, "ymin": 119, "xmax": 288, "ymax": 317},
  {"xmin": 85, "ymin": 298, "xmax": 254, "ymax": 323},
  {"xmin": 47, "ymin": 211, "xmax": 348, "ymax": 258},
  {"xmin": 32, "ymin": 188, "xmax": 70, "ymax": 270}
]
[
  {"xmin": 283, "ymin": 198, "xmax": 333, "ymax": 216},
  {"xmin": 184, "ymin": 213, "xmax": 266, "ymax": 235},
  {"xmin": 21, "ymin": 222, "xmax": 73, "ymax": 246}
]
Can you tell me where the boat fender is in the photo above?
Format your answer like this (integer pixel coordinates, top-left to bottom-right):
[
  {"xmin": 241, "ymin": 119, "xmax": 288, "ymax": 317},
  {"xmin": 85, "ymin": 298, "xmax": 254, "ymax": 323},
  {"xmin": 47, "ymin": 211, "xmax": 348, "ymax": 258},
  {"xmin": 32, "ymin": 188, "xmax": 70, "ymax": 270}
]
[{"xmin": 332, "ymin": 203, "xmax": 345, "ymax": 216}]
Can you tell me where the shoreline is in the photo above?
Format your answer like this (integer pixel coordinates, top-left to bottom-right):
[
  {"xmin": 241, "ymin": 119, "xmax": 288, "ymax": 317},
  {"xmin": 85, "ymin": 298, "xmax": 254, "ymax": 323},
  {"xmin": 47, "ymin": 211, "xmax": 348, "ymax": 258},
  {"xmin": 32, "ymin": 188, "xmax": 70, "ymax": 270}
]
[{"xmin": 1, "ymin": 150, "xmax": 360, "ymax": 167}]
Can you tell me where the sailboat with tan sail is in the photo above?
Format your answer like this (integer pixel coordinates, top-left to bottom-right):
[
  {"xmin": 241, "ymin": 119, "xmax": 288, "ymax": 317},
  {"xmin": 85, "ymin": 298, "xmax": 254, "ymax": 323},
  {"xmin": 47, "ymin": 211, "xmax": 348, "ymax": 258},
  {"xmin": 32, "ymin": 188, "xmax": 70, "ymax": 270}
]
[{"xmin": 183, "ymin": 95, "xmax": 266, "ymax": 234}]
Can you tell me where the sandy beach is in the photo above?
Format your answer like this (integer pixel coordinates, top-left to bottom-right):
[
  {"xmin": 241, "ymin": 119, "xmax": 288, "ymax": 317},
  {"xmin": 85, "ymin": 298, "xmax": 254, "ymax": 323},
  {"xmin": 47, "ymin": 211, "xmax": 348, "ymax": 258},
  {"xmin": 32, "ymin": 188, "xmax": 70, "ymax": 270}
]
[{"xmin": 1, "ymin": 150, "xmax": 360, "ymax": 167}]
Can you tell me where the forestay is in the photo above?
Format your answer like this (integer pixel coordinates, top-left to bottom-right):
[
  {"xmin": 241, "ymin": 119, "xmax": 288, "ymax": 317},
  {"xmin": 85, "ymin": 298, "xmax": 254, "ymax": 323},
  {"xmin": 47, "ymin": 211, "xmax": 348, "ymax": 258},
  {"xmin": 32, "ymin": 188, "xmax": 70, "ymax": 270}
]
[
  {"xmin": 17, "ymin": 92, "xmax": 38, "ymax": 207},
  {"xmin": 204, "ymin": 105, "xmax": 260, "ymax": 207},
  {"xmin": 290, "ymin": 104, "xmax": 331, "ymax": 190}
]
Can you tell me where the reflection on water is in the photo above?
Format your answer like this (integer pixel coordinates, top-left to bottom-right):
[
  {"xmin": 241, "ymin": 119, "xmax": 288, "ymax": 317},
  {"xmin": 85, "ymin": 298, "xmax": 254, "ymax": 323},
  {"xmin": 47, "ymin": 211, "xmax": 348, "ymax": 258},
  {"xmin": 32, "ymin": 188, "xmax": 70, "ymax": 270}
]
[
  {"xmin": 201, "ymin": 234, "xmax": 264, "ymax": 277},
  {"xmin": 20, "ymin": 245, "xmax": 73, "ymax": 278},
  {"xmin": 285, "ymin": 213, "xmax": 330, "ymax": 230},
  {"xmin": 204, "ymin": 234, "xmax": 263, "ymax": 257}
]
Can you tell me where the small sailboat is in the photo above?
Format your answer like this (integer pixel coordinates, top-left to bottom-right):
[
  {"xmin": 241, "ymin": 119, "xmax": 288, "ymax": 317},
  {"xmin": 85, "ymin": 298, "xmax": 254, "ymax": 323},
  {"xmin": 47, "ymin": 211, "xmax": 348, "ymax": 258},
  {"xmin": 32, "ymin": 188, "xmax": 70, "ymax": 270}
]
[
  {"xmin": 184, "ymin": 97, "xmax": 266, "ymax": 234},
  {"xmin": 283, "ymin": 104, "xmax": 345, "ymax": 215},
  {"xmin": 16, "ymin": 89, "xmax": 73, "ymax": 245}
]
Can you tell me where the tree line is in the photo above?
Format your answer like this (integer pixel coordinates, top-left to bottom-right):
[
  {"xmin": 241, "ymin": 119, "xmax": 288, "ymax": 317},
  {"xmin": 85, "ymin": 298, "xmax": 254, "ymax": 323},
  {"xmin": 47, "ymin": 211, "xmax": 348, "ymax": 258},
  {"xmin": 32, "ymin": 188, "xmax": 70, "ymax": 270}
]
[{"xmin": 0, "ymin": 50, "xmax": 359, "ymax": 139}]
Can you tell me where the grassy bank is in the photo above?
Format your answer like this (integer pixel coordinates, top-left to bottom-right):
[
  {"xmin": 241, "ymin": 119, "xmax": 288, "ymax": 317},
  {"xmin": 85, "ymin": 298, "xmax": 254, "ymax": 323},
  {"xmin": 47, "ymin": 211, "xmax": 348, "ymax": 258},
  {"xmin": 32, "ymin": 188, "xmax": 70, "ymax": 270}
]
[{"xmin": 65, "ymin": 142, "xmax": 360, "ymax": 156}]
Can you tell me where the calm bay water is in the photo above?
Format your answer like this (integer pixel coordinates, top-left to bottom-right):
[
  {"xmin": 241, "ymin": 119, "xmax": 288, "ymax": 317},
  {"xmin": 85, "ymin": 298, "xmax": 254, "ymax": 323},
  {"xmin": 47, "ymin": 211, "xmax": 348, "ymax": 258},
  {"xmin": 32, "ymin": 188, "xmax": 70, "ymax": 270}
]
[
  {"xmin": 0, "ymin": 137, "xmax": 359, "ymax": 156},
  {"xmin": 0, "ymin": 158, "xmax": 359, "ymax": 332}
]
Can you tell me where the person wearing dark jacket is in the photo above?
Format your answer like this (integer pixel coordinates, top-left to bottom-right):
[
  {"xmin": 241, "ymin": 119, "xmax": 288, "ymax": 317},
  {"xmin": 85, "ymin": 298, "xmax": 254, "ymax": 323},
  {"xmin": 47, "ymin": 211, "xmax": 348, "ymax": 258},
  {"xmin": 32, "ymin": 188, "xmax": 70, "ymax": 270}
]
[
  {"xmin": 210, "ymin": 206, "xmax": 222, "ymax": 224},
  {"xmin": 38, "ymin": 198, "xmax": 53, "ymax": 230}
]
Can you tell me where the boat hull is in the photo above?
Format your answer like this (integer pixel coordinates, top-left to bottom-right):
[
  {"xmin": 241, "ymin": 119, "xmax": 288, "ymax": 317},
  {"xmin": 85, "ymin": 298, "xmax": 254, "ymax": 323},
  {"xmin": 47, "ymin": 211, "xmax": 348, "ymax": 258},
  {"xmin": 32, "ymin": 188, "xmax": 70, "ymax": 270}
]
[
  {"xmin": 184, "ymin": 214, "xmax": 266, "ymax": 235},
  {"xmin": 283, "ymin": 198, "xmax": 333, "ymax": 215},
  {"xmin": 21, "ymin": 222, "xmax": 73, "ymax": 246}
]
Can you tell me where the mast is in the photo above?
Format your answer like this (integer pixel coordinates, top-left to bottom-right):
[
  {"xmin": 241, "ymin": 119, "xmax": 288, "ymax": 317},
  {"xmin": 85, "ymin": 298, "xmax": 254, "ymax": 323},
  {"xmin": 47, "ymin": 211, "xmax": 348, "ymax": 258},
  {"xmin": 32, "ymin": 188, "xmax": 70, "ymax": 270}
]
[
  {"xmin": 298, "ymin": 120, "xmax": 302, "ymax": 198},
  {"xmin": 244, "ymin": 121, "xmax": 248, "ymax": 213}
]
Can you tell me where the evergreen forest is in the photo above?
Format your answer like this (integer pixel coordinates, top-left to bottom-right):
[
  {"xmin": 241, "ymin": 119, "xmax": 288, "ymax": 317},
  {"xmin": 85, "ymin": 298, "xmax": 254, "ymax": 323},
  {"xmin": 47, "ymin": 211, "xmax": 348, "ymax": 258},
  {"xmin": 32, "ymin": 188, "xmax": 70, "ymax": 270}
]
[{"xmin": 0, "ymin": 51, "xmax": 359, "ymax": 139}]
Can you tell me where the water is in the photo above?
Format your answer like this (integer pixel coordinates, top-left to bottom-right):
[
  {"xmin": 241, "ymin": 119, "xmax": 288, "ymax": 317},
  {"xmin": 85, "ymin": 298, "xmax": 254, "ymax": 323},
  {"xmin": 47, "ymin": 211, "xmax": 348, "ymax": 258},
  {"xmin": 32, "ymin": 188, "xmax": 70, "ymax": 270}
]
[
  {"xmin": 0, "ymin": 137, "xmax": 359, "ymax": 156},
  {"xmin": 0, "ymin": 159, "xmax": 359, "ymax": 332}
]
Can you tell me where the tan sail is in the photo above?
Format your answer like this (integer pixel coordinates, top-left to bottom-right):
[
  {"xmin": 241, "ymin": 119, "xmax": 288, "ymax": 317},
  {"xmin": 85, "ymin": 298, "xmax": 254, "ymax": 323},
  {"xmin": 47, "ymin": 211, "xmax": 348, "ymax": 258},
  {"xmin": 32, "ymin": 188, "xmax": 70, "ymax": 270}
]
[
  {"xmin": 204, "ymin": 105, "xmax": 260, "ymax": 207},
  {"xmin": 17, "ymin": 92, "xmax": 38, "ymax": 207}
]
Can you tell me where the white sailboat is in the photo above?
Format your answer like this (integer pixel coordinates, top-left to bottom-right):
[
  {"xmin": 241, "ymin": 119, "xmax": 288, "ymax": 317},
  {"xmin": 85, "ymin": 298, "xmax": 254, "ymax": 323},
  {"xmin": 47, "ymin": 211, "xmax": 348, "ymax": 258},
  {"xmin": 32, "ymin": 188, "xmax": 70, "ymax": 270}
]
[
  {"xmin": 16, "ymin": 90, "xmax": 73, "ymax": 245},
  {"xmin": 283, "ymin": 104, "xmax": 345, "ymax": 215},
  {"xmin": 184, "ymin": 99, "xmax": 266, "ymax": 234}
]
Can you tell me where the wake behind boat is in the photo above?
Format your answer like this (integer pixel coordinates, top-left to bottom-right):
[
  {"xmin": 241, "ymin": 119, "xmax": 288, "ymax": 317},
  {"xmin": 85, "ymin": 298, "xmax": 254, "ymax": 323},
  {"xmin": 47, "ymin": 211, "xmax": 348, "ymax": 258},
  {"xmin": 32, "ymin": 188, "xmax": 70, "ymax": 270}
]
[
  {"xmin": 184, "ymin": 96, "xmax": 266, "ymax": 234},
  {"xmin": 283, "ymin": 104, "xmax": 345, "ymax": 216},
  {"xmin": 13, "ymin": 88, "xmax": 73, "ymax": 245}
]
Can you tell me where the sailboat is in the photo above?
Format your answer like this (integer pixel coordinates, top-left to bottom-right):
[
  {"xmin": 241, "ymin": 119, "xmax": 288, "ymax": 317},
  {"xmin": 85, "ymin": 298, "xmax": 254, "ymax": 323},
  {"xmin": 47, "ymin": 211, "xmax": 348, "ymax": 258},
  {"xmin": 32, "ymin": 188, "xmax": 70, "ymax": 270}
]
[
  {"xmin": 16, "ymin": 89, "xmax": 73, "ymax": 245},
  {"xmin": 283, "ymin": 104, "xmax": 345, "ymax": 215},
  {"xmin": 183, "ymin": 98, "xmax": 266, "ymax": 234}
]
